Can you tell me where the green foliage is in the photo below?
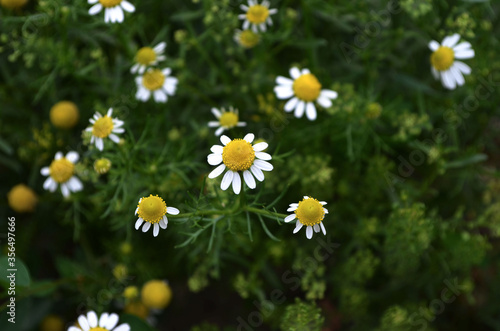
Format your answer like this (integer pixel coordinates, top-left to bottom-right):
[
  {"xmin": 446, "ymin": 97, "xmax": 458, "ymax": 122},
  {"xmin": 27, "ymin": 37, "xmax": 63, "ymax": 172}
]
[{"xmin": 279, "ymin": 299, "xmax": 324, "ymax": 331}]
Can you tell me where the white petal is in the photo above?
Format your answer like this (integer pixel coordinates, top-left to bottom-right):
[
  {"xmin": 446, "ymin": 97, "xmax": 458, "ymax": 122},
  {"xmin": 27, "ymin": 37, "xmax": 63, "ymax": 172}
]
[
  {"xmin": 274, "ymin": 86, "xmax": 295, "ymax": 99},
  {"xmin": 319, "ymin": 201, "xmax": 327, "ymax": 205},
  {"xmin": 450, "ymin": 65, "xmax": 465, "ymax": 86},
  {"xmin": 55, "ymin": 152, "xmax": 63, "ymax": 160},
  {"xmin": 454, "ymin": 49, "xmax": 474, "ymax": 59},
  {"xmin": 68, "ymin": 327, "xmax": 81, "ymax": 331},
  {"xmin": 210, "ymin": 145, "xmax": 224, "ymax": 154},
  {"xmin": 243, "ymin": 133, "xmax": 254, "ymax": 143},
  {"xmin": 162, "ymin": 68, "xmax": 172, "ymax": 76},
  {"xmin": 320, "ymin": 222, "xmax": 327, "ymax": 235},
  {"xmin": 135, "ymin": 218, "xmax": 144, "ymax": 230},
  {"xmin": 107, "ymin": 108, "xmax": 113, "ymax": 117},
  {"xmin": 293, "ymin": 221, "xmax": 303, "ymax": 234},
  {"xmin": 306, "ymin": 226, "xmax": 313, "ymax": 239},
  {"xmin": 321, "ymin": 90, "xmax": 338, "ymax": 99},
  {"xmin": 43, "ymin": 178, "xmax": 56, "ymax": 192},
  {"xmin": 453, "ymin": 42, "xmax": 472, "ymax": 52},
  {"xmin": 130, "ymin": 63, "xmax": 140, "ymax": 74},
  {"xmin": 305, "ymin": 102, "xmax": 317, "ymax": 121},
  {"xmin": 253, "ymin": 142, "xmax": 268, "ymax": 152},
  {"xmin": 154, "ymin": 42, "xmax": 167, "ymax": 53},
  {"xmin": 207, "ymin": 153, "xmax": 223, "ymax": 166},
  {"xmin": 167, "ymin": 207, "xmax": 179, "ymax": 215},
  {"xmin": 240, "ymin": 4, "xmax": 249, "ymax": 10},
  {"xmin": 153, "ymin": 223, "xmax": 160, "ymax": 237},
  {"xmin": 88, "ymin": 0, "xmax": 98, "ymax": 3},
  {"xmin": 254, "ymin": 159, "xmax": 273, "ymax": 171},
  {"xmin": 220, "ymin": 135, "xmax": 231, "ymax": 145},
  {"xmin": 294, "ymin": 101, "xmax": 305, "ymax": 118},
  {"xmin": 41, "ymin": 167, "xmax": 50, "ymax": 176},
  {"xmin": 211, "ymin": 107, "xmax": 222, "ymax": 118},
  {"xmin": 317, "ymin": 96, "xmax": 332, "ymax": 108},
  {"xmin": 87, "ymin": 312, "xmax": 98, "ymax": 328},
  {"xmin": 255, "ymin": 152, "xmax": 272, "ymax": 160},
  {"xmin": 284, "ymin": 214, "xmax": 296, "ymax": 223},
  {"xmin": 313, "ymin": 224, "xmax": 320, "ymax": 233},
  {"xmin": 114, "ymin": 6, "xmax": 124, "ymax": 23},
  {"xmin": 88, "ymin": 3, "xmax": 102, "ymax": 15},
  {"xmin": 78, "ymin": 316, "xmax": 90, "ymax": 331},
  {"xmin": 154, "ymin": 90, "xmax": 167, "ymax": 103},
  {"xmin": 61, "ymin": 184, "xmax": 70, "ymax": 198},
  {"xmin": 454, "ymin": 61, "xmax": 471, "ymax": 74},
  {"xmin": 284, "ymin": 97, "xmax": 299, "ymax": 112},
  {"xmin": 208, "ymin": 164, "xmax": 226, "ymax": 178},
  {"xmin": 208, "ymin": 121, "xmax": 220, "ymax": 128},
  {"xmin": 428, "ymin": 40, "xmax": 440, "ymax": 51},
  {"xmin": 159, "ymin": 217, "xmax": 168, "ymax": 229},
  {"xmin": 243, "ymin": 19, "xmax": 250, "ymax": 30},
  {"xmin": 431, "ymin": 67, "xmax": 439, "ymax": 80},
  {"xmin": 442, "ymin": 33, "xmax": 460, "ymax": 47},
  {"xmin": 66, "ymin": 151, "xmax": 79, "ymax": 163},
  {"xmin": 121, "ymin": 0, "xmax": 135, "ymax": 13},
  {"xmin": 269, "ymin": 8, "xmax": 278, "ymax": 14},
  {"xmin": 142, "ymin": 222, "xmax": 151, "ymax": 232},
  {"xmin": 96, "ymin": 138, "xmax": 104, "ymax": 151},
  {"xmin": 68, "ymin": 177, "xmax": 83, "ymax": 192},
  {"xmin": 104, "ymin": 7, "xmax": 111, "ymax": 23},
  {"xmin": 276, "ymin": 76, "xmax": 293, "ymax": 86},
  {"xmin": 109, "ymin": 133, "xmax": 120, "ymax": 143},
  {"xmin": 243, "ymin": 170, "xmax": 256, "ymax": 189},
  {"xmin": 113, "ymin": 324, "xmax": 130, "ymax": 331},
  {"xmin": 98, "ymin": 313, "xmax": 108, "ymax": 327},
  {"xmin": 441, "ymin": 70, "xmax": 456, "ymax": 90},
  {"xmin": 232, "ymin": 172, "xmax": 241, "ymax": 194},
  {"xmin": 104, "ymin": 314, "xmax": 119, "ymax": 330},
  {"xmin": 221, "ymin": 170, "xmax": 234, "ymax": 190},
  {"xmin": 215, "ymin": 127, "xmax": 225, "ymax": 136},
  {"xmin": 289, "ymin": 67, "xmax": 301, "ymax": 79},
  {"xmin": 301, "ymin": 68, "xmax": 311, "ymax": 75},
  {"xmin": 250, "ymin": 165, "xmax": 265, "ymax": 181},
  {"xmin": 287, "ymin": 206, "xmax": 297, "ymax": 212}
]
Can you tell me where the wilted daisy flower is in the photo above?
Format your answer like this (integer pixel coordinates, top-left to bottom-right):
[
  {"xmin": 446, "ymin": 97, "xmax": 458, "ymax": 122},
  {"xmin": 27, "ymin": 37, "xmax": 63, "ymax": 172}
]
[
  {"xmin": 234, "ymin": 29, "xmax": 260, "ymax": 48},
  {"xmin": 274, "ymin": 67, "xmax": 338, "ymax": 121},
  {"xmin": 284, "ymin": 196, "xmax": 328, "ymax": 239},
  {"xmin": 131, "ymin": 42, "xmax": 167, "ymax": 74},
  {"xmin": 68, "ymin": 311, "xmax": 130, "ymax": 331},
  {"xmin": 40, "ymin": 151, "xmax": 83, "ymax": 198},
  {"xmin": 135, "ymin": 68, "xmax": 178, "ymax": 103},
  {"xmin": 428, "ymin": 33, "xmax": 474, "ymax": 90},
  {"xmin": 85, "ymin": 108, "xmax": 124, "ymax": 151},
  {"xmin": 239, "ymin": 0, "xmax": 278, "ymax": 32},
  {"xmin": 134, "ymin": 195, "xmax": 180, "ymax": 237},
  {"xmin": 207, "ymin": 133, "xmax": 272, "ymax": 194},
  {"xmin": 88, "ymin": 0, "xmax": 135, "ymax": 24},
  {"xmin": 208, "ymin": 107, "xmax": 246, "ymax": 136}
]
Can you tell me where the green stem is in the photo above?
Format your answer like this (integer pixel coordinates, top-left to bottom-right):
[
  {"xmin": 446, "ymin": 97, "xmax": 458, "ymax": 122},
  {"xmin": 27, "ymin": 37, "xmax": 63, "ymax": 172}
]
[
  {"xmin": 168, "ymin": 203, "xmax": 287, "ymax": 220},
  {"xmin": 243, "ymin": 206, "xmax": 288, "ymax": 220}
]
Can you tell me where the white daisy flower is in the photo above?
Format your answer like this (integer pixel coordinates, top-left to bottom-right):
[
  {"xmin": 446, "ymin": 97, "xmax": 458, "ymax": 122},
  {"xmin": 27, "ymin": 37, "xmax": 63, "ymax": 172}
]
[
  {"xmin": 68, "ymin": 310, "xmax": 130, "ymax": 331},
  {"xmin": 134, "ymin": 195, "xmax": 180, "ymax": 237},
  {"xmin": 85, "ymin": 108, "xmax": 125, "ymax": 151},
  {"xmin": 233, "ymin": 29, "xmax": 260, "ymax": 48},
  {"xmin": 429, "ymin": 33, "xmax": 474, "ymax": 90},
  {"xmin": 88, "ymin": 0, "xmax": 135, "ymax": 24},
  {"xmin": 284, "ymin": 196, "xmax": 328, "ymax": 240},
  {"xmin": 131, "ymin": 42, "xmax": 167, "ymax": 74},
  {"xmin": 207, "ymin": 133, "xmax": 273, "ymax": 194},
  {"xmin": 274, "ymin": 67, "xmax": 338, "ymax": 121},
  {"xmin": 135, "ymin": 68, "xmax": 178, "ymax": 103},
  {"xmin": 208, "ymin": 107, "xmax": 246, "ymax": 136},
  {"xmin": 40, "ymin": 151, "xmax": 83, "ymax": 198},
  {"xmin": 238, "ymin": 0, "xmax": 278, "ymax": 33}
]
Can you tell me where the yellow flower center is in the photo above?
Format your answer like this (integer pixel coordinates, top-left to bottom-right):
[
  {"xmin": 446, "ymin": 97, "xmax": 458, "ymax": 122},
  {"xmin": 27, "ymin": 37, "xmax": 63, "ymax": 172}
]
[
  {"xmin": 141, "ymin": 280, "xmax": 172, "ymax": 309},
  {"xmin": 430, "ymin": 46, "xmax": 455, "ymax": 71},
  {"xmin": 222, "ymin": 139, "xmax": 255, "ymax": 171},
  {"xmin": 294, "ymin": 198, "xmax": 325, "ymax": 226},
  {"xmin": 50, "ymin": 101, "xmax": 79, "ymax": 129},
  {"xmin": 142, "ymin": 70, "xmax": 165, "ymax": 91},
  {"xmin": 238, "ymin": 30, "xmax": 260, "ymax": 48},
  {"xmin": 136, "ymin": 47, "xmax": 156, "ymax": 65},
  {"xmin": 49, "ymin": 158, "xmax": 74, "ymax": 183},
  {"xmin": 7, "ymin": 184, "xmax": 38, "ymax": 213},
  {"xmin": 92, "ymin": 116, "xmax": 114, "ymax": 138},
  {"xmin": 219, "ymin": 112, "xmax": 239, "ymax": 128},
  {"xmin": 98, "ymin": 0, "xmax": 122, "ymax": 8},
  {"xmin": 89, "ymin": 328, "xmax": 107, "ymax": 331},
  {"xmin": 137, "ymin": 195, "xmax": 166, "ymax": 224},
  {"xmin": 293, "ymin": 73, "xmax": 322, "ymax": 102},
  {"xmin": 94, "ymin": 158, "xmax": 112, "ymax": 174},
  {"xmin": 246, "ymin": 5, "xmax": 270, "ymax": 24}
]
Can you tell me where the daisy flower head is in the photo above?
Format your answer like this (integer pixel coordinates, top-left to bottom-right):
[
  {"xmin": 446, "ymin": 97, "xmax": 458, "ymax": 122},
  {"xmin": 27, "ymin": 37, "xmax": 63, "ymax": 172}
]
[
  {"xmin": 239, "ymin": 0, "xmax": 278, "ymax": 33},
  {"xmin": 234, "ymin": 29, "xmax": 260, "ymax": 49},
  {"xmin": 208, "ymin": 107, "xmax": 246, "ymax": 136},
  {"xmin": 40, "ymin": 151, "xmax": 83, "ymax": 198},
  {"xmin": 68, "ymin": 310, "xmax": 130, "ymax": 331},
  {"xmin": 88, "ymin": 0, "xmax": 135, "ymax": 23},
  {"xmin": 207, "ymin": 133, "xmax": 273, "ymax": 194},
  {"xmin": 274, "ymin": 67, "xmax": 338, "ymax": 121},
  {"xmin": 131, "ymin": 42, "xmax": 167, "ymax": 74},
  {"xmin": 429, "ymin": 33, "xmax": 474, "ymax": 90},
  {"xmin": 135, "ymin": 68, "xmax": 178, "ymax": 103},
  {"xmin": 284, "ymin": 196, "xmax": 328, "ymax": 239},
  {"xmin": 134, "ymin": 195, "xmax": 180, "ymax": 237},
  {"xmin": 85, "ymin": 108, "xmax": 124, "ymax": 151}
]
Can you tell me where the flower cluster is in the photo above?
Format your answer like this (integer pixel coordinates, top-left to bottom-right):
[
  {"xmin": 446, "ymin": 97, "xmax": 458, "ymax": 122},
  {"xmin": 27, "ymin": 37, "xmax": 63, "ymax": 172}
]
[{"xmin": 235, "ymin": 0, "xmax": 278, "ymax": 48}]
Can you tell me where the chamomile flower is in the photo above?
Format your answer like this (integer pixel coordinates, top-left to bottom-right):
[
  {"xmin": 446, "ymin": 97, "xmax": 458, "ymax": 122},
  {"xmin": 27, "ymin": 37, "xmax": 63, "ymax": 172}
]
[
  {"xmin": 234, "ymin": 29, "xmax": 260, "ymax": 48},
  {"xmin": 131, "ymin": 42, "xmax": 167, "ymax": 74},
  {"xmin": 88, "ymin": 0, "xmax": 135, "ymax": 24},
  {"xmin": 429, "ymin": 33, "xmax": 474, "ymax": 90},
  {"xmin": 208, "ymin": 107, "xmax": 246, "ymax": 136},
  {"xmin": 134, "ymin": 195, "xmax": 180, "ymax": 237},
  {"xmin": 135, "ymin": 68, "xmax": 178, "ymax": 103},
  {"xmin": 284, "ymin": 196, "xmax": 328, "ymax": 239},
  {"xmin": 40, "ymin": 151, "xmax": 83, "ymax": 198},
  {"xmin": 68, "ymin": 311, "xmax": 130, "ymax": 331},
  {"xmin": 207, "ymin": 133, "xmax": 273, "ymax": 194},
  {"xmin": 85, "ymin": 108, "xmax": 124, "ymax": 151},
  {"xmin": 239, "ymin": 0, "xmax": 278, "ymax": 33},
  {"xmin": 274, "ymin": 67, "xmax": 338, "ymax": 121}
]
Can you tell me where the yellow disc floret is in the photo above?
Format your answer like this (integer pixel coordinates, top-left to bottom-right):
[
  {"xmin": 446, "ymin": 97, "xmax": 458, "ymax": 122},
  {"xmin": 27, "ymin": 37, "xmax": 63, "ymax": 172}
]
[
  {"xmin": 99, "ymin": 0, "xmax": 122, "ymax": 8},
  {"xmin": 7, "ymin": 184, "xmax": 38, "ymax": 213},
  {"xmin": 123, "ymin": 286, "xmax": 139, "ymax": 300},
  {"xmin": 222, "ymin": 139, "xmax": 255, "ymax": 171},
  {"xmin": 293, "ymin": 74, "xmax": 322, "ymax": 102},
  {"xmin": 0, "ymin": 0, "xmax": 28, "ymax": 10},
  {"xmin": 219, "ymin": 111, "xmax": 239, "ymax": 128},
  {"xmin": 246, "ymin": 5, "xmax": 270, "ymax": 24},
  {"xmin": 431, "ymin": 46, "xmax": 454, "ymax": 71},
  {"xmin": 136, "ymin": 47, "xmax": 156, "ymax": 65},
  {"xmin": 49, "ymin": 158, "xmax": 74, "ymax": 183},
  {"xmin": 238, "ymin": 30, "xmax": 260, "ymax": 48},
  {"xmin": 94, "ymin": 158, "xmax": 112, "ymax": 174},
  {"xmin": 142, "ymin": 69, "xmax": 165, "ymax": 91},
  {"xmin": 92, "ymin": 116, "xmax": 114, "ymax": 138},
  {"xmin": 294, "ymin": 197, "xmax": 325, "ymax": 226},
  {"xmin": 137, "ymin": 195, "xmax": 166, "ymax": 224},
  {"xmin": 89, "ymin": 328, "xmax": 107, "ymax": 331},
  {"xmin": 50, "ymin": 101, "xmax": 79, "ymax": 129},
  {"xmin": 141, "ymin": 280, "xmax": 172, "ymax": 309}
]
